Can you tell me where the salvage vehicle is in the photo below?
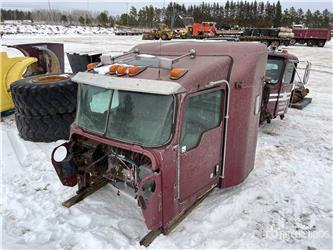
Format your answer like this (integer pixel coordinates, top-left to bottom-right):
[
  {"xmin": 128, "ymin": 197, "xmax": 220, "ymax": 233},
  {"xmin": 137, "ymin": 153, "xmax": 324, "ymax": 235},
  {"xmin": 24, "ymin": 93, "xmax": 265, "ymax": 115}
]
[
  {"xmin": 51, "ymin": 41, "xmax": 267, "ymax": 245},
  {"xmin": 260, "ymin": 49, "xmax": 311, "ymax": 124}
]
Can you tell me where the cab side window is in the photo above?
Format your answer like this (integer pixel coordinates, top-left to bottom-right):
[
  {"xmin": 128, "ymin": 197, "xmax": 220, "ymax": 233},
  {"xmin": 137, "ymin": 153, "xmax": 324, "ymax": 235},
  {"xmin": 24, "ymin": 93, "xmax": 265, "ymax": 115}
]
[
  {"xmin": 181, "ymin": 91, "xmax": 223, "ymax": 152},
  {"xmin": 283, "ymin": 62, "xmax": 295, "ymax": 84}
]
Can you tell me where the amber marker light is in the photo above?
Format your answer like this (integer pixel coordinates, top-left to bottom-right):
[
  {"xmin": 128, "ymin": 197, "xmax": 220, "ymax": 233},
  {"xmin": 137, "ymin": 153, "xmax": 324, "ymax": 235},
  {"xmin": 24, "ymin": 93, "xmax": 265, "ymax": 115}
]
[
  {"xmin": 128, "ymin": 66, "xmax": 140, "ymax": 75},
  {"xmin": 87, "ymin": 62, "xmax": 96, "ymax": 71},
  {"xmin": 170, "ymin": 68, "xmax": 188, "ymax": 80},
  {"xmin": 116, "ymin": 66, "xmax": 128, "ymax": 76},
  {"xmin": 128, "ymin": 66, "xmax": 146, "ymax": 76},
  {"xmin": 109, "ymin": 64, "xmax": 120, "ymax": 74}
]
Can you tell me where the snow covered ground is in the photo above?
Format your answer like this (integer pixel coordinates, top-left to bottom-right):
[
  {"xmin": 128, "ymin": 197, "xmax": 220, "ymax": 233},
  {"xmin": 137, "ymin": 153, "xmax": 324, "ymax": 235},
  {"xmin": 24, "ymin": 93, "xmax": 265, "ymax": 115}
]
[{"xmin": 1, "ymin": 34, "xmax": 332, "ymax": 249}]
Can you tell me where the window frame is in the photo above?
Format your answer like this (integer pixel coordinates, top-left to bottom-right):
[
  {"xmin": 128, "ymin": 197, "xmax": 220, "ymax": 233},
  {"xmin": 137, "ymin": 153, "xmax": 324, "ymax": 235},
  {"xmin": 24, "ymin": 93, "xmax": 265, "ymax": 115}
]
[
  {"xmin": 265, "ymin": 57, "xmax": 284, "ymax": 85},
  {"xmin": 283, "ymin": 61, "xmax": 296, "ymax": 85},
  {"xmin": 75, "ymin": 83, "xmax": 179, "ymax": 148},
  {"xmin": 179, "ymin": 87, "xmax": 224, "ymax": 153}
]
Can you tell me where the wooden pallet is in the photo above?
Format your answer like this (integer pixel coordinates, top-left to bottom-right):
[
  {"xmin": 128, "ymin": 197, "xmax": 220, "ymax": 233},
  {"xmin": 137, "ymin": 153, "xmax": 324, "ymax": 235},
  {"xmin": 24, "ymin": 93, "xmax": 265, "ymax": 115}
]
[{"xmin": 290, "ymin": 97, "xmax": 312, "ymax": 110}]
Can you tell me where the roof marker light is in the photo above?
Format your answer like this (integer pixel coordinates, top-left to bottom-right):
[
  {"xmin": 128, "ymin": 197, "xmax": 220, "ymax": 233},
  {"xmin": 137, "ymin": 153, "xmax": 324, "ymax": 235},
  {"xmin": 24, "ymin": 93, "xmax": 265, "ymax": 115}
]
[
  {"xmin": 128, "ymin": 66, "xmax": 140, "ymax": 76},
  {"xmin": 116, "ymin": 66, "xmax": 128, "ymax": 76},
  {"xmin": 128, "ymin": 66, "xmax": 147, "ymax": 76},
  {"xmin": 170, "ymin": 68, "xmax": 188, "ymax": 80},
  {"xmin": 109, "ymin": 64, "xmax": 120, "ymax": 74},
  {"xmin": 87, "ymin": 62, "xmax": 97, "ymax": 71}
]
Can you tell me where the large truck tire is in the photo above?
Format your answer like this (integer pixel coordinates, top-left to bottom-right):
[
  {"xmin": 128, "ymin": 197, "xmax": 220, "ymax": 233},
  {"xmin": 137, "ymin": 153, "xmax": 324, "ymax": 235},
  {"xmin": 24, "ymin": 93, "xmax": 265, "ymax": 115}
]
[
  {"xmin": 15, "ymin": 112, "xmax": 75, "ymax": 142},
  {"xmin": 317, "ymin": 40, "xmax": 326, "ymax": 47},
  {"xmin": 289, "ymin": 39, "xmax": 296, "ymax": 45},
  {"xmin": 307, "ymin": 40, "xmax": 314, "ymax": 47},
  {"xmin": 10, "ymin": 74, "xmax": 77, "ymax": 116}
]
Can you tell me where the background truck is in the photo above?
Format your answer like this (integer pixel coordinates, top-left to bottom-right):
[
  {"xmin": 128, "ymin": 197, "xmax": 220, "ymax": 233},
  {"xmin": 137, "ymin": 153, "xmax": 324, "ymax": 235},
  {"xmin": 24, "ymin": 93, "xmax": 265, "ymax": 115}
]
[
  {"xmin": 216, "ymin": 27, "xmax": 331, "ymax": 47},
  {"xmin": 291, "ymin": 28, "xmax": 331, "ymax": 47},
  {"xmin": 260, "ymin": 49, "xmax": 311, "ymax": 124},
  {"xmin": 51, "ymin": 41, "xmax": 267, "ymax": 246},
  {"xmin": 239, "ymin": 27, "xmax": 294, "ymax": 47}
]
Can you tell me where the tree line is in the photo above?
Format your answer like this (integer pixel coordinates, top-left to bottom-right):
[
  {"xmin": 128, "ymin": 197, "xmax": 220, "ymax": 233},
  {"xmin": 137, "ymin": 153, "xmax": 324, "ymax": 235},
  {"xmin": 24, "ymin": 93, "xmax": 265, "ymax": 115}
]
[{"xmin": 1, "ymin": 1, "xmax": 332, "ymax": 29}]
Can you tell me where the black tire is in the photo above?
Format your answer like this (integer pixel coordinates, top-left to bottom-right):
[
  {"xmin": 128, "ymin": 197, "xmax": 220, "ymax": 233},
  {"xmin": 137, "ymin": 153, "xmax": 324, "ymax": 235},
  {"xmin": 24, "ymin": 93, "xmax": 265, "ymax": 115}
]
[
  {"xmin": 307, "ymin": 40, "xmax": 314, "ymax": 47},
  {"xmin": 318, "ymin": 40, "xmax": 326, "ymax": 47},
  {"xmin": 15, "ymin": 112, "xmax": 75, "ymax": 142},
  {"xmin": 10, "ymin": 74, "xmax": 77, "ymax": 116},
  {"xmin": 290, "ymin": 39, "xmax": 296, "ymax": 45}
]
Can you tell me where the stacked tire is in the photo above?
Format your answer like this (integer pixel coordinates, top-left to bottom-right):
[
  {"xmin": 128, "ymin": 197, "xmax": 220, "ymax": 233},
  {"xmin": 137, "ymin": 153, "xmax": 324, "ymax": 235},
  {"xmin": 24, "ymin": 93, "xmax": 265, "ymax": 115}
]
[{"xmin": 10, "ymin": 74, "xmax": 77, "ymax": 142}]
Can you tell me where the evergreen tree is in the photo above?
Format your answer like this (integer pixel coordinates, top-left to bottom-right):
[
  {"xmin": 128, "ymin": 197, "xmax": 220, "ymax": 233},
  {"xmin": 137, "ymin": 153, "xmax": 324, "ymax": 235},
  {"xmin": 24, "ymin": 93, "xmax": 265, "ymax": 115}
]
[
  {"xmin": 78, "ymin": 16, "xmax": 85, "ymax": 25},
  {"xmin": 322, "ymin": 9, "xmax": 330, "ymax": 28},
  {"xmin": 85, "ymin": 15, "xmax": 91, "ymax": 26},
  {"xmin": 60, "ymin": 14, "xmax": 67, "ymax": 24},
  {"xmin": 97, "ymin": 12, "xmax": 108, "ymax": 26},
  {"xmin": 305, "ymin": 9, "xmax": 313, "ymax": 27},
  {"xmin": 273, "ymin": 0, "xmax": 282, "ymax": 27}
]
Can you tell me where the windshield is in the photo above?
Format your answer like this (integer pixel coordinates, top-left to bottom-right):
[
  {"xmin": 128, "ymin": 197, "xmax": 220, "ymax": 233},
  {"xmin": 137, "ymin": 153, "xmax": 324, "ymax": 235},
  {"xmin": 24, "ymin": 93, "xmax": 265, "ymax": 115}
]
[
  {"xmin": 266, "ymin": 58, "xmax": 284, "ymax": 84},
  {"xmin": 75, "ymin": 84, "xmax": 175, "ymax": 147}
]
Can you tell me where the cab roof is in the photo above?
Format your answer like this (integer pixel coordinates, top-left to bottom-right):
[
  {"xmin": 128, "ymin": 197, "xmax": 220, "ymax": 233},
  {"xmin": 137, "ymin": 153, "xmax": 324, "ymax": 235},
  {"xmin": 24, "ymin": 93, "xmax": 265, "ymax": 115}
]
[
  {"xmin": 128, "ymin": 41, "xmax": 267, "ymax": 93},
  {"xmin": 73, "ymin": 41, "xmax": 268, "ymax": 95},
  {"xmin": 268, "ymin": 50, "xmax": 298, "ymax": 61}
]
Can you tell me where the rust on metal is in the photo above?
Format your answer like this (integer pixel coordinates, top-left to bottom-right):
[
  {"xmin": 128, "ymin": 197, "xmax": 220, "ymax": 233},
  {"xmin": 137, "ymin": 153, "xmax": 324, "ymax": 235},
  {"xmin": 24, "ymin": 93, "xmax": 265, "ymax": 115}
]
[{"xmin": 32, "ymin": 74, "xmax": 69, "ymax": 83}]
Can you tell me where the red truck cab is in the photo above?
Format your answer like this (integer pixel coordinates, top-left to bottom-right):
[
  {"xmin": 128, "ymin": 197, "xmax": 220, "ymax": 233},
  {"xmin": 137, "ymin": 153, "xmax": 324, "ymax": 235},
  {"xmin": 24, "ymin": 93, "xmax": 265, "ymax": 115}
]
[
  {"xmin": 51, "ymin": 41, "xmax": 267, "ymax": 244},
  {"xmin": 260, "ymin": 50, "xmax": 310, "ymax": 123}
]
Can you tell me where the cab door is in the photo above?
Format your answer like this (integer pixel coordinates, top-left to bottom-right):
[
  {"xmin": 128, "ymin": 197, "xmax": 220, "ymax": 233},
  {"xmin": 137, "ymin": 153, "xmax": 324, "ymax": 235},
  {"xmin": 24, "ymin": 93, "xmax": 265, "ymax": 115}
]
[
  {"xmin": 276, "ymin": 60, "xmax": 296, "ymax": 116},
  {"xmin": 178, "ymin": 88, "xmax": 225, "ymax": 202},
  {"xmin": 264, "ymin": 56, "xmax": 284, "ymax": 119}
]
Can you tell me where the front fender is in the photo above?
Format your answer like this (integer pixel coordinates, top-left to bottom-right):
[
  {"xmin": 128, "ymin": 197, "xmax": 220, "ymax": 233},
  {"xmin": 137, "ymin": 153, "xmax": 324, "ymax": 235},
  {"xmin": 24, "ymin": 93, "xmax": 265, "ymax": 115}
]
[
  {"xmin": 137, "ymin": 172, "xmax": 162, "ymax": 231},
  {"xmin": 51, "ymin": 142, "xmax": 78, "ymax": 187}
]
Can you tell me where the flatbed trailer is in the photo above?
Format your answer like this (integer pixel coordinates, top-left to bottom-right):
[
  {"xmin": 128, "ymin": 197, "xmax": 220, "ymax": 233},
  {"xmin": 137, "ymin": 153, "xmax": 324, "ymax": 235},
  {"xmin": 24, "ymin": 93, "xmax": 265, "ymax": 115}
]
[{"xmin": 240, "ymin": 35, "xmax": 292, "ymax": 47}]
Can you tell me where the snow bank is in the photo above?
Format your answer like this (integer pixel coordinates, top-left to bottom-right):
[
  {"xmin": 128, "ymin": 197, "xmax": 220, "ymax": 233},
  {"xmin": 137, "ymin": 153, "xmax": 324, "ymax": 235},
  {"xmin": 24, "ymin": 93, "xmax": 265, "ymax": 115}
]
[
  {"xmin": 0, "ymin": 24, "xmax": 115, "ymax": 35},
  {"xmin": 1, "ymin": 36, "xmax": 332, "ymax": 249}
]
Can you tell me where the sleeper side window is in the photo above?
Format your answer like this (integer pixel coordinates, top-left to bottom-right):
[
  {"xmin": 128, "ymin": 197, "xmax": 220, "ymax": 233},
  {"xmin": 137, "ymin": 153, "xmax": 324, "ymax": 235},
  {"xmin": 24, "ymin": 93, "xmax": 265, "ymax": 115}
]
[{"xmin": 180, "ymin": 90, "xmax": 223, "ymax": 152}]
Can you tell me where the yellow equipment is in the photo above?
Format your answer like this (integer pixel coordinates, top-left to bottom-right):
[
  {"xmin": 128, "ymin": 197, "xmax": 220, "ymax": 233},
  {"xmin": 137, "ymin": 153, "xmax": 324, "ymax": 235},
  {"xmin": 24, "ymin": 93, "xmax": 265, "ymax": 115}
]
[
  {"xmin": 0, "ymin": 52, "xmax": 37, "ymax": 113},
  {"xmin": 142, "ymin": 24, "xmax": 173, "ymax": 40}
]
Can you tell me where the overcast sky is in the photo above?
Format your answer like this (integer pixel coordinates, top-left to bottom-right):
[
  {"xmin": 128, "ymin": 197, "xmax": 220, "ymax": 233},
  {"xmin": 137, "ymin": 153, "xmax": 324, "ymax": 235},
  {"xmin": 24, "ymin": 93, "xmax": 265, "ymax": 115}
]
[{"xmin": 1, "ymin": 1, "xmax": 331, "ymax": 15}]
